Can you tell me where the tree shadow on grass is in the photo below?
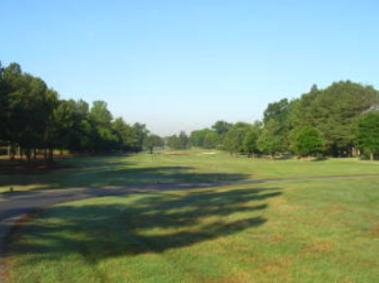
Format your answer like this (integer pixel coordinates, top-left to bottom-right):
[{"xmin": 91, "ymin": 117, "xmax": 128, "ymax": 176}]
[
  {"xmin": 8, "ymin": 186, "xmax": 282, "ymax": 266},
  {"xmin": 0, "ymin": 159, "xmax": 251, "ymax": 192},
  {"xmin": 0, "ymin": 155, "xmax": 132, "ymax": 175}
]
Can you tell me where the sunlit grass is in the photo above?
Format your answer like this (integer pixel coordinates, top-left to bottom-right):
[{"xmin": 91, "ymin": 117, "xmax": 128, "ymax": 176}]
[
  {"xmin": 1, "ymin": 149, "xmax": 379, "ymax": 193},
  {"xmin": 6, "ymin": 177, "xmax": 379, "ymax": 283}
]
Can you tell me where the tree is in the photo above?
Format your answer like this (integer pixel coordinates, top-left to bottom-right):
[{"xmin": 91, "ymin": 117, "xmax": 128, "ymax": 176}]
[
  {"xmin": 144, "ymin": 134, "xmax": 164, "ymax": 154},
  {"xmin": 89, "ymin": 101, "xmax": 112, "ymax": 126},
  {"xmin": 290, "ymin": 81, "xmax": 379, "ymax": 156},
  {"xmin": 4, "ymin": 66, "xmax": 54, "ymax": 161},
  {"xmin": 167, "ymin": 131, "xmax": 189, "ymax": 150},
  {"xmin": 291, "ymin": 126, "xmax": 325, "ymax": 157},
  {"xmin": 263, "ymin": 98, "xmax": 290, "ymax": 124},
  {"xmin": 178, "ymin": 131, "xmax": 189, "ymax": 149},
  {"xmin": 223, "ymin": 124, "xmax": 251, "ymax": 155},
  {"xmin": 212, "ymin": 120, "xmax": 232, "ymax": 144},
  {"xmin": 130, "ymin": 123, "xmax": 149, "ymax": 151},
  {"xmin": 203, "ymin": 131, "xmax": 219, "ymax": 149},
  {"xmin": 243, "ymin": 122, "xmax": 261, "ymax": 157},
  {"xmin": 190, "ymin": 129, "xmax": 213, "ymax": 147},
  {"xmin": 257, "ymin": 119, "xmax": 282, "ymax": 157},
  {"xmin": 289, "ymin": 84, "xmax": 320, "ymax": 130},
  {"xmin": 0, "ymin": 61, "xmax": 150, "ymax": 160},
  {"xmin": 112, "ymin": 117, "xmax": 134, "ymax": 151},
  {"xmin": 356, "ymin": 112, "xmax": 379, "ymax": 160},
  {"xmin": 88, "ymin": 101, "xmax": 118, "ymax": 151},
  {"xmin": 262, "ymin": 98, "xmax": 292, "ymax": 153},
  {"xmin": 0, "ymin": 61, "xmax": 10, "ymax": 143}
]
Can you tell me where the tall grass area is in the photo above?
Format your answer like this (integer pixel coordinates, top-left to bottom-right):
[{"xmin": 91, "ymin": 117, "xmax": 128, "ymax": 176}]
[
  {"xmin": 1, "ymin": 149, "xmax": 379, "ymax": 193},
  {"xmin": 6, "ymin": 176, "xmax": 379, "ymax": 282}
]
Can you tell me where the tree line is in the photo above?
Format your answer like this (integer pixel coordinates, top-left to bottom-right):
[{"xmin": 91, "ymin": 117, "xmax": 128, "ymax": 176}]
[
  {"xmin": 168, "ymin": 81, "xmax": 379, "ymax": 160},
  {"xmin": 0, "ymin": 62, "xmax": 158, "ymax": 161},
  {"xmin": 2, "ymin": 62, "xmax": 378, "ymax": 160}
]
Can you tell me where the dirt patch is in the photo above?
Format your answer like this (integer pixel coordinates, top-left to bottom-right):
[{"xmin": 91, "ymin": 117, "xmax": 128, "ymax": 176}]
[
  {"xmin": 303, "ymin": 240, "xmax": 334, "ymax": 254},
  {"xmin": 324, "ymin": 205, "xmax": 345, "ymax": 215},
  {"xmin": 371, "ymin": 224, "xmax": 379, "ymax": 237},
  {"xmin": 0, "ymin": 208, "xmax": 45, "ymax": 283},
  {"xmin": 260, "ymin": 256, "xmax": 293, "ymax": 282},
  {"xmin": 205, "ymin": 273, "xmax": 251, "ymax": 283}
]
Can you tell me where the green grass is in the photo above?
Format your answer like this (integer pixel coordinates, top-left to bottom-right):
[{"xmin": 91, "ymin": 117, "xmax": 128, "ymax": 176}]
[
  {"xmin": 1, "ymin": 149, "xmax": 379, "ymax": 193},
  {"xmin": 7, "ymin": 179, "xmax": 379, "ymax": 282},
  {"xmin": 3, "ymin": 150, "xmax": 379, "ymax": 282}
]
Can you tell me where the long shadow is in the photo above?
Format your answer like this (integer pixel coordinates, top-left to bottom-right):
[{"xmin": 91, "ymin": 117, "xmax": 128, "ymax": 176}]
[
  {"xmin": 0, "ymin": 155, "xmax": 250, "ymax": 192},
  {"xmin": 0, "ymin": 156, "xmax": 132, "ymax": 175},
  {"xmin": 7, "ymin": 186, "xmax": 282, "ymax": 265}
]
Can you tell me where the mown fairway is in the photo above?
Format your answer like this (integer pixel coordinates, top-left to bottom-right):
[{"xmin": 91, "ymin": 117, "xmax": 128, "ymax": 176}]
[
  {"xmin": 1, "ymin": 149, "xmax": 379, "ymax": 193},
  {"xmin": 2, "ymin": 150, "xmax": 379, "ymax": 282}
]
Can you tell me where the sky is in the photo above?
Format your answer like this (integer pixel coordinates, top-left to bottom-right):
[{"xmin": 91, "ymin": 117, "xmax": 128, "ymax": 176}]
[{"xmin": 1, "ymin": 1, "xmax": 379, "ymax": 135}]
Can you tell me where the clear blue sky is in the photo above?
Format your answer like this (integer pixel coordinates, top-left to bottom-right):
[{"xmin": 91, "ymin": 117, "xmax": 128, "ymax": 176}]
[{"xmin": 1, "ymin": 1, "xmax": 378, "ymax": 135}]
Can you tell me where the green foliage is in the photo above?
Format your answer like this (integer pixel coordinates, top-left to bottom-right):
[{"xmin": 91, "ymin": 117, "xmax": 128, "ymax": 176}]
[
  {"xmin": 257, "ymin": 119, "xmax": 283, "ymax": 156},
  {"xmin": 112, "ymin": 118, "xmax": 135, "ymax": 151},
  {"xmin": 263, "ymin": 98, "xmax": 290, "ymax": 125},
  {"xmin": 262, "ymin": 98, "xmax": 291, "ymax": 152},
  {"xmin": 167, "ymin": 131, "xmax": 190, "ymax": 150},
  {"xmin": 190, "ymin": 129, "xmax": 213, "ymax": 147},
  {"xmin": 144, "ymin": 134, "xmax": 164, "ymax": 153},
  {"xmin": 2, "ymin": 61, "xmax": 379, "ymax": 161},
  {"xmin": 203, "ymin": 131, "xmax": 219, "ymax": 149},
  {"xmin": 190, "ymin": 129, "xmax": 219, "ymax": 149},
  {"xmin": 356, "ymin": 111, "xmax": 379, "ymax": 160},
  {"xmin": 0, "ymin": 62, "xmax": 150, "ymax": 160},
  {"xmin": 223, "ymin": 123, "xmax": 251, "ymax": 155},
  {"xmin": 211, "ymin": 120, "xmax": 232, "ymax": 137},
  {"xmin": 291, "ymin": 126, "xmax": 325, "ymax": 157},
  {"xmin": 243, "ymin": 123, "xmax": 261, "ymax": 157},
  {"xmin": 290, "ymin": 81, "xmax": 379, "ymax": 156}
]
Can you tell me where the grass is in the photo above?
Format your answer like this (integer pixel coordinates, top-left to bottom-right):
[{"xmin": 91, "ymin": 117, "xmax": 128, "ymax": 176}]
[
  {"xmin": 3, "ymin": 149, "xmax": 379, "ymax": 282},
  {"xmin": 1, "ymin": 149, "xmax": 379, "ymax": 193}
]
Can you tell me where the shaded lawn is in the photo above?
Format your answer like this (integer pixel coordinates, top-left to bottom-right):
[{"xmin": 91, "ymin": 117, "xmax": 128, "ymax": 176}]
[
  {"xmin": 6, "ymin": 178, "xmax": 379, "ymax": 283},
  {"xmin": 1, "ymin": 150, "xmax": 379, "ymax": 193}
]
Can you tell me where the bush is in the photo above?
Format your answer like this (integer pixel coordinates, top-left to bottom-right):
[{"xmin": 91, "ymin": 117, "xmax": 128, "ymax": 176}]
[{"xmin": 291, "ymin": 126, "xmax": 325, "ymax": 157}]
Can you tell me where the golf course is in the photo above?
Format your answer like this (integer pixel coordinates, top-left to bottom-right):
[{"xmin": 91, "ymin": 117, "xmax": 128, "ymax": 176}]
[
  {"xmin": 1, "ymin": 150, "xmax": 379, "ymax": 282},
  {"xmin": 2, "ymin": 2, "xmax": 379, "ymax": 282}
]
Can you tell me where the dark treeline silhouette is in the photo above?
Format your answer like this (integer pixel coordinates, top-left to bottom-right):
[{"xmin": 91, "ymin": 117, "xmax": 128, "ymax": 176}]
[
  {"xmin": 0, "ymin": 62, "xmax": 154, "ymax": 162},
  {"xmin": 186, "ymin": 82, "xmax": 379, "ymax": 159}
]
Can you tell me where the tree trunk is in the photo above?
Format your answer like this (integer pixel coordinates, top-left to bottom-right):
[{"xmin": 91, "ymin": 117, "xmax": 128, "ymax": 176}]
[
  {"xmin": 44, "ymin": 149, "xmax": 48, "ymax": 160},
  {"xmin": 33, "ymin": 148, "xmax": 37, "ymax": 160},
  {"xmin": 370, "ymin": 152, "xmax": 374, "ymax": 161},
  {"xmin": 352, "ymin": 147, "xmax": 357, "ymax": 157},
  {"xmin": 9, "ymin": 143, "xmax": 16, "ymax": 160},
  {"xmin": 48, "ymin": 147, "xmax": 54, "ymax": 163},
  {"xmin": 25, "ymin": 149, "xmax": 31, "ymax": 163}
]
